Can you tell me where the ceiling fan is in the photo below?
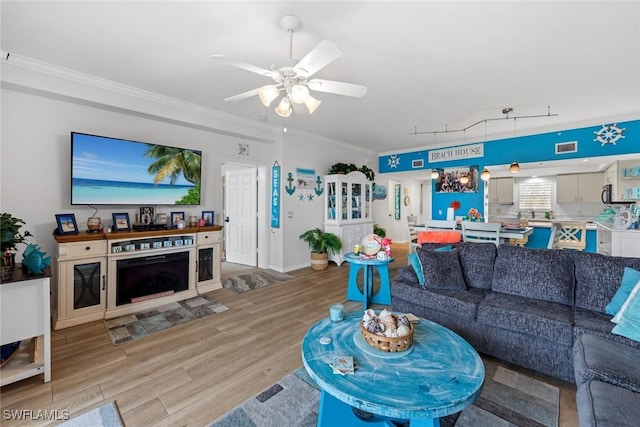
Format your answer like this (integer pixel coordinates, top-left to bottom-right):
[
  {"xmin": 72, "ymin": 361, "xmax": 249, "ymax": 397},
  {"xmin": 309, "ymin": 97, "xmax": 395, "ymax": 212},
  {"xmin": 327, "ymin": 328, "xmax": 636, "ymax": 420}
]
[{"xmin": 211, "ymin": 15, "xmax": 367, "ymax": 117}]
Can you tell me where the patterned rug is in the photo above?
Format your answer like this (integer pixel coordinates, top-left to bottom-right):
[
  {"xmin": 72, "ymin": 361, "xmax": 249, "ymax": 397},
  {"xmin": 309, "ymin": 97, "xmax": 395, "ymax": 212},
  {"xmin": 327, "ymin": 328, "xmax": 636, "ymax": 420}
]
[
  {"xmin": 59, "ymin": 401, "xmax": 123, "ymax": 427},
  {"xmin": 104, "ymin": 295, "xmax": 228, "ymax": 345},
  {"xmin": 221, "ymin": 269, "xmax": 296, "ymax": 293},
  {"xmin": 209, "ymin": 359, "xmax": 559, "ymax": 427}
]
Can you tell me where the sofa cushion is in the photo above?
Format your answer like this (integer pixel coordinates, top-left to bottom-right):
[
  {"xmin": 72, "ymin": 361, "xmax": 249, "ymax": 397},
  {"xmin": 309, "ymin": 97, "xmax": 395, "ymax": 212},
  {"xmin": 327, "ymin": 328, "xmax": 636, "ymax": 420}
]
[
  {"xmin": 573, "ymin": 307, "xmax": 640, "ymax": 349},
  {"xmin": 605, "ymin": 267, "xmax": 640, "ymax": 316},
  {"xmin": 477, "ymin": 291, "xmax": 574, "ymax": 345},
  {"xmin": 612, "ymin": 280, "xmax": 640, "ymax": 341},
  {"xmin": 406, "ymin": 253, "xmax": 424, "ymax": 286},
  {"xmin": 573, "ymin": 334, "xmax": 640, "ymax": 392},
  {"xmin": 451, "ymin": 242, "xmax": 497, "ymax": 289},
  {"xmin": 576, "ymin": 380, "xmax": 640, "ymax": 427},
  {"xmin": 574, "ymin": 251, "xmax": 640, "ymax": 313},
  {"xmin": 391, "ymin": 279, "xmax": 486, "ymax": 320},
  {"xmin": 416, "ymin": 247, "xmax": 466, "ymax": 290},
  {"xmin": 491, "ymin": 245, "xmax": 575, "ymax": 305}
]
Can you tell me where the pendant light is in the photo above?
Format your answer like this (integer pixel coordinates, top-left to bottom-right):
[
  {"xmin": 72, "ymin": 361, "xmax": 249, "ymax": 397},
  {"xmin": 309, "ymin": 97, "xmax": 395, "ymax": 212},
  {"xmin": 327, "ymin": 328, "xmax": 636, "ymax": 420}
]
[
  {"xmin": 431, "ymin": 169, "xmax": 439, "ymax": 179},
  {"xmin": 460, "ymin": 174, "xmax": 469, "ymax": 185},
  {"xmin": 480, "ymin": 167, "xmax": 490, "ymax": 181},
  {"xmin": 509, "ymin": 115, "xmax": 520, "ymax": 173},
  {"xmin": 509, "ymin": 161, "xmax": 520, "ymax": 173}
]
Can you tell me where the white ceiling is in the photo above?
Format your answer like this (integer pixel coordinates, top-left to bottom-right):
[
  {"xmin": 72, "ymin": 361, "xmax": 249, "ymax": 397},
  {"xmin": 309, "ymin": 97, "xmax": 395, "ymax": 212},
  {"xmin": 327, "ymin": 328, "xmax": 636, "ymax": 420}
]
[{"xmin": 2, "ymin": 1, "xmax": 639, "ymax": 154}]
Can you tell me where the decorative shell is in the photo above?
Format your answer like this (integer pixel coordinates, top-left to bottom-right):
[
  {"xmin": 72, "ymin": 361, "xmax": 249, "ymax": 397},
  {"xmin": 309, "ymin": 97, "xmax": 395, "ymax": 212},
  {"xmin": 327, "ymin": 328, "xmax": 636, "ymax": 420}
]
[{"xmin": 396, "ymin": 325, "xmax": 411, "ymax": 337}]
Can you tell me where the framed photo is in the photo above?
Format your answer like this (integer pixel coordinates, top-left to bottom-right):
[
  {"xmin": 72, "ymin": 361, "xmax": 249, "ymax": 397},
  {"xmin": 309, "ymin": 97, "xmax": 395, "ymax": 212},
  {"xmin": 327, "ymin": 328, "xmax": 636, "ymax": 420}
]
[
  {"xmin": 55, "ymin": 213, "xmax": 79, "ymax": 235},
  {"xmin": 434, "ymin": 165, "xmax": 479, "ymax": 193},
  {"xmin": 170, "ymin": 211, "xmax": 185, "ymax": 228},
  {"xmin": 202, "ymin": 211, "xmax": 214, "ymax": 225},
  {"xmin": 155, "ymin": 213, "xmax": 168, "ymax": 225},
  {"xmin": 139, "ymin": 206, "xmax": 155, "ymax": 225},
  {"xmin": 112, "ymin": 212, "xmax": 131, "ymax": 231}
]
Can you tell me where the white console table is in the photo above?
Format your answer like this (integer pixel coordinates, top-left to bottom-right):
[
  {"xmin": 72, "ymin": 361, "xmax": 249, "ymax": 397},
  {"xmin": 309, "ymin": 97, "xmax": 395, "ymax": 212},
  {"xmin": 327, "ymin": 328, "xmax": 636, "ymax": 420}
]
[
  {"xmin": 0, "ymin": 266, "xmax": 51, "ymax": 386},
  {"xmin": 53, "ymin": 226, "xmax": 223, "ymax": 329}
]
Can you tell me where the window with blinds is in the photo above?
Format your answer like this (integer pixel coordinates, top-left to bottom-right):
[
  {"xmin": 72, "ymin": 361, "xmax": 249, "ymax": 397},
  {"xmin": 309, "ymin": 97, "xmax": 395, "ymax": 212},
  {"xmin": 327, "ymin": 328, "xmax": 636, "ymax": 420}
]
[{"xmin": 517, "ymin": 178, "xmax": 554, "ymax": 211}]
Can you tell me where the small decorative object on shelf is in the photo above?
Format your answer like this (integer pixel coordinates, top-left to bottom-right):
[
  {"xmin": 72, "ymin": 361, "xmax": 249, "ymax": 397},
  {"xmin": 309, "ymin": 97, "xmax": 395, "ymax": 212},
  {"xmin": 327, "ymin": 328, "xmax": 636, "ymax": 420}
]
[
  {"xmin": 54, "ymin": 213, "xmax": 78, "ymax": 235},
  {"xmin": 22, "ymin": 244, "xmax": 51, "ymax": 275},
  {"xmin": 112, "ymin": 212, "xmax": 131, "ymax": 231},
  {"xmin": 361, "ymin": 309, "xmax": 413, "ymax": 352}
]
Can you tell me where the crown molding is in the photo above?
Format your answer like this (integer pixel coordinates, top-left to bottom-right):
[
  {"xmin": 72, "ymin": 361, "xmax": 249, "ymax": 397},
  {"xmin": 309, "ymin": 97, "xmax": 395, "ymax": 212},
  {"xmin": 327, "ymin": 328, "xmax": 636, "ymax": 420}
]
[{"xmin": 1, "ymin": 51, "xmax": 280, "ymax": 141}]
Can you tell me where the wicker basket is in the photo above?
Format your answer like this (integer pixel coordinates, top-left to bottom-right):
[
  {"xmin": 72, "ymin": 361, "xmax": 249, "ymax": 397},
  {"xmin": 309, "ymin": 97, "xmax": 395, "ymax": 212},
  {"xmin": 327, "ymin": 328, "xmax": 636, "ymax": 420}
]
[{"xmin": 360, "ymin": 316, "xmax": 414, "ymax": 352}]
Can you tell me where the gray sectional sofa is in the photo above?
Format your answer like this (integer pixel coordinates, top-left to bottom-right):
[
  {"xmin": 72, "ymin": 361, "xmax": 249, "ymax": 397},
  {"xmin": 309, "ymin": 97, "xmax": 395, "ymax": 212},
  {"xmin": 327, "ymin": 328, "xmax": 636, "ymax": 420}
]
[{"xmin": 392, "ymin": 243, "xmax": 640, "ymax": 425}]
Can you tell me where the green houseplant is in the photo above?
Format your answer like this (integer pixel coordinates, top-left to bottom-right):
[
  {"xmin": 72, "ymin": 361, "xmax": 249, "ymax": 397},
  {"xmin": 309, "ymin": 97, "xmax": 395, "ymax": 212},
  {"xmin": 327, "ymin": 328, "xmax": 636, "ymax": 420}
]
[
  {"xmin": 299, "ymin": 228, "xmax": 342, "ymax": 271},
  {"xmin": 1, "ymin": 213, "xmax": 32, "ymax": 280}
]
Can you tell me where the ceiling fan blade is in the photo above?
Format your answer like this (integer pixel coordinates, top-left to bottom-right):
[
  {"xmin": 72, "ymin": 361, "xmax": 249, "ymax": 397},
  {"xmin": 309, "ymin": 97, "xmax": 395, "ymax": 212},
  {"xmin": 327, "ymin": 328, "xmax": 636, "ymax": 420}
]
[
  {"xmin": 210, "ymin": 55, "xmax": 276, "ymax": 78},
  {"xmin": 224, "ymin": 88, "xmax": 261, "ymax": 102},
  {"xmin": 307, "ymin": 79, "xmax": 368, "ymax": 98},
  {"xmin": 293, "ymin": 40, "xmax": 343, "ymax": 78}
]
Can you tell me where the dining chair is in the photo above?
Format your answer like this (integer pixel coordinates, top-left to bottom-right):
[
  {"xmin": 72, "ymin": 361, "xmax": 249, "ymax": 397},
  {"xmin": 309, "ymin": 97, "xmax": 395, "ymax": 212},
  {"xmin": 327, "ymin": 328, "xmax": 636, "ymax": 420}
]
[
  {"xmin": 461, "ymin": 221, "xmax": 501, "ymax": 246},
  {"xmin": 425, "ymin": 219, "xmax": 458, "ymax": 230},
  {"xmin": 406, "ymin": 217, "xmax": 420, "ymax": 253},
  {"xmin": 548, "ymin": 221, "xmax": 587, "ymax": 251}
]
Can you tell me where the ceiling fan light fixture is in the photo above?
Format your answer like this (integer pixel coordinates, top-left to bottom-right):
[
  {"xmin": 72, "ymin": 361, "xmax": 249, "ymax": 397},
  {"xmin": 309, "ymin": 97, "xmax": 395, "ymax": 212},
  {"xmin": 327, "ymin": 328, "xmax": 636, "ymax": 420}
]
[
  {"xmin": 275, "ymin": 96, "xmax": 292, "ymax": 117},
  {"xmin": 258, "ymin": 85, "xmax": 280, "ymax": 107},
  {"xmin": 290, "ymin": 84, "xmax": 310, "ymax": 104},
  {"xmin": 304, "ymin": 95, "xmax": 321, "ymax": 114},
  {"xmin": 480, "ymin": 167, "xmax": 490, "ymax": 181},
  {"xmin": 509, "ymin": 161, "xmax": 520, "ymax": 173}
]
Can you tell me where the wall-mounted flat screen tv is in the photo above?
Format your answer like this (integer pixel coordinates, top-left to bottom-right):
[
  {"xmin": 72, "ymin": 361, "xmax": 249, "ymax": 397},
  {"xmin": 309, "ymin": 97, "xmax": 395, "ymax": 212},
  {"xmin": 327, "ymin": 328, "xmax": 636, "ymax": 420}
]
[{"xmin": 71, "ymin": 132, "xmax": 202, "ymax": 205}]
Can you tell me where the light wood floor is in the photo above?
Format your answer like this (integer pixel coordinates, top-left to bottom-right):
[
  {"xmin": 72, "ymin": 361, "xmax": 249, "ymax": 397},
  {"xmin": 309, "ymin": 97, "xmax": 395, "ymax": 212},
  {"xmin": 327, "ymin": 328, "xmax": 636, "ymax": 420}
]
[{"xmin": 0, "ymin": 244, "xmax": 578, "ymax": 427}]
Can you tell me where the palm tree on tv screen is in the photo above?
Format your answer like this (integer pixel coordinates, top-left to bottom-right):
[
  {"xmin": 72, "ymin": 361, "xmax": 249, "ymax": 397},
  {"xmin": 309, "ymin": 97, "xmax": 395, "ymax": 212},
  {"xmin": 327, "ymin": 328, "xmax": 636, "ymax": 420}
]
[
  {"xmin": 145, "ymin": 145, "xmax": 201, "ymax": 185},
  {"xmin": 145, "ymin": 145, "xmax": 201, "ymax": 204}
]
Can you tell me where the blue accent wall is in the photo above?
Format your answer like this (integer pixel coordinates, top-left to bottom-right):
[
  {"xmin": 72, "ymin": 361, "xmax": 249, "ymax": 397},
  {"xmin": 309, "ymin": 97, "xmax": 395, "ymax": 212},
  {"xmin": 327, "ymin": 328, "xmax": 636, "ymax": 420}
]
[{"xmin": 379, "ymin": 119, "xmax": 640, "ymax": 219}]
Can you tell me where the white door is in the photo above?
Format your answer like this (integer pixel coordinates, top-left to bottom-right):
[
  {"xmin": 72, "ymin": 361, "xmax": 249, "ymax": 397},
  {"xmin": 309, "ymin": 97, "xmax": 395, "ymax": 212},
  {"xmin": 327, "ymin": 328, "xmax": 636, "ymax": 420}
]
[{"xmin": 224, "ymin": 167, "xmax": 257, "ymax": 265}]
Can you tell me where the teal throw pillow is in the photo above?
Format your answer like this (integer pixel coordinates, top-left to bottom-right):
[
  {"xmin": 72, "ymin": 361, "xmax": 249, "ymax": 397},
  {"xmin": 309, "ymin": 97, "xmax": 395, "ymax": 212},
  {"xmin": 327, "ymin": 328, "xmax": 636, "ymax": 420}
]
[
  {"xmin": 611, "ymin": 280, "xmax": 640, "ymax": 342},
  {"xmin": 407, "ymin": 252, "xmax": 425, "ymax": 286},
  {"xmin": 435, "ymin": 245, "xmax": 454, "ymax": 252},
  {"xmin": 605, "ymin": 267, "xmax": 640, "ymax": 316}
]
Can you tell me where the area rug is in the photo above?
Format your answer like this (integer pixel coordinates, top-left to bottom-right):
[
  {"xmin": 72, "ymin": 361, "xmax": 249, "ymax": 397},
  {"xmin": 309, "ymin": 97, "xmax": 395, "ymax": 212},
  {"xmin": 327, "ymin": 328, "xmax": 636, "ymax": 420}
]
[
  {"xmin": 221, "ymin": 269, "xmax": 295, "ymax": 293},
  {"xmin": 104, "ymin": 295, "xmax": 228, "ymax": 345},
  {"xmin": 209, "ymin": 359, "xmax": 559, "ymax": 427},
  {"xmin": 59, "ymin": 401, "xmax": 123, "ymax": 427}
]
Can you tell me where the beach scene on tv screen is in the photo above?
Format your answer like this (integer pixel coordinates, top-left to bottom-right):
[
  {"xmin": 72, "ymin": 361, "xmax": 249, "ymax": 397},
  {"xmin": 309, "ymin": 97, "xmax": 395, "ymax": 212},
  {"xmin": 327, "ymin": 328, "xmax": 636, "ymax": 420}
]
[{"xmin": 72, "ymin": 133, "xmax": 201, "ymax": 205}]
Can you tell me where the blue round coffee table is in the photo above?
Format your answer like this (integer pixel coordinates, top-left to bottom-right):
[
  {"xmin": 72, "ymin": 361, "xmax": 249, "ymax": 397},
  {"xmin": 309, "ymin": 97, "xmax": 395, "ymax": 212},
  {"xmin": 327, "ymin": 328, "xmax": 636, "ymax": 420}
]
[{"xmin": 302, "ymin": 312, "xmax": 484, "ymax": 427}]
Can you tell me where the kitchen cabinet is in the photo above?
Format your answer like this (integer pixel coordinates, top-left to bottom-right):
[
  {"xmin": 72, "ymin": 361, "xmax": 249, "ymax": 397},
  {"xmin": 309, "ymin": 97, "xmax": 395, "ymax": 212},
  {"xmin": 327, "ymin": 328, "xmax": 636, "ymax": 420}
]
[
  {"xmin": 557, "ymin": 172, "xmax": 603, "ymax": 203},
  {"xmin": 618, "ymin": 160, "xmax": 640, "ymax": 201},
  {"xmin": 596, "ymin": 222, "xmax": 640, "ymax": 258},
  {"xmin": 324, "ymin": 171, "xmax": 374, "ymax": 266},
  {"xmin": 488, "ymin": 177, "xmax": 514, "ymax": 204}
]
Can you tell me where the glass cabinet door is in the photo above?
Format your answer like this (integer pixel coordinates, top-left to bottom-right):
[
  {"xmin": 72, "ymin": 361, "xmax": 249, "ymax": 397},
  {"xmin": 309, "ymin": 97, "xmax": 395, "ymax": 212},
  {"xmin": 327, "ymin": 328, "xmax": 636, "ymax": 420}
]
[
  {"xmin": 73, "ymin": 261, "xmax": 104, "ymax": 310},
  {"xmin": 198, "ymin": 247, "xmax": 214, "ymax": 282},
  {"xmin": 364, "ymin": 183, "xmax": 371, "ymax": 220},
  {"xmin": 341, "ymin": 182, "xmax": 348, "ymax": 220},
  {"xmin": 351, "ymin": 182, "xmax": 362, "ymax": 219},
  {"xmin": 327, "ymin": 182, "xmax": 336, "ymax": 220}
]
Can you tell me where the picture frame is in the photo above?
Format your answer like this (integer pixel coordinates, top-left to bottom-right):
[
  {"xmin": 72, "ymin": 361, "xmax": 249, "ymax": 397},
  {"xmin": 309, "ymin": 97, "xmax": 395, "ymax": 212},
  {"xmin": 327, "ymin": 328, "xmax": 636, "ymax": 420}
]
[
  {"xmin": 139, "ymin": 206, "xmax": 155, "ymax": 225},
  {"xmin": 434, "ymin": 165, "xmax": 479, "ymax": 193},
  {"xmin": 201, "ymin": 210, "xmax": 214, "ymax": 225},
  {"xmin": 112, "ymin": 212, "xmax": 131, "ymax": 231},
  {"xmin": 155, "ymin": 213, "xmax": 168, "ymax": 225},
  {"xmin": 170, "ymin": 211, "xmax": 185, "ymax": 228},
  {"xmin": 55, "ymin": 213, "xmax": 79, "ymax": 235}
]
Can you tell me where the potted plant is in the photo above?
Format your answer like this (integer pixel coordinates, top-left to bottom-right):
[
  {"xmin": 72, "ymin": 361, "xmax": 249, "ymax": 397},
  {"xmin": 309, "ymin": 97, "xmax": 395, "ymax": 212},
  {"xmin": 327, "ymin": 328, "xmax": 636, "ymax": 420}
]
[
  {"xmin": 299, "ymin": 228, "xmax": 342, "ymax": 271},
  {"xmin": 373, "ymin": 224, "xmax": 386, "ymax": 238},
  {"xmin": 1, "ymin": 213, "xmax": 32, "ymax": 280},
  {"xmin": 328, "ymin": 162, "xmax": 357, "ymax": 175}
]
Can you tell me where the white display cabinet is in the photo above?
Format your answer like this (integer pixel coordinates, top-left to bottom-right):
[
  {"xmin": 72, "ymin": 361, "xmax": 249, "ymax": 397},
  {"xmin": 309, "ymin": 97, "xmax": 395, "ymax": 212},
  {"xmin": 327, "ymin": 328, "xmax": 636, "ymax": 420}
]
[{"xmin": 324, "ymin": 171, "xmax": 374, "ymax": 266}]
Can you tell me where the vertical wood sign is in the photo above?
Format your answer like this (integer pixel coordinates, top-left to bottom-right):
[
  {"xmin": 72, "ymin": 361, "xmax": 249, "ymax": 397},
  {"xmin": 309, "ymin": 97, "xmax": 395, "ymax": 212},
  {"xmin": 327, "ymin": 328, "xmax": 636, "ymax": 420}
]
[{"xmin": 271, "ymin": 162, "xmax": 281, "ymax": 228}]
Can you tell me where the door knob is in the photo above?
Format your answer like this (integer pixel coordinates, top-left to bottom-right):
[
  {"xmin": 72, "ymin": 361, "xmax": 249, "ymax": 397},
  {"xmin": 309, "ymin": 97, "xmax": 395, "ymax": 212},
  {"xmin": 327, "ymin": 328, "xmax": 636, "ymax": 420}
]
[{"xmin": 224, "ymin": 217, "xmax": 230, "ymax": 223}]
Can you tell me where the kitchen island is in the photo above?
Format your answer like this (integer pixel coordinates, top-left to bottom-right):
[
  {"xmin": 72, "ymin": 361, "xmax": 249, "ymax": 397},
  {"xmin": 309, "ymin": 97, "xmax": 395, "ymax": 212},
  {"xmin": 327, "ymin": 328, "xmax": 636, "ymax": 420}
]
[{"xmin": 596, "ymin": 221, "xmax": 640, "ymax": 257}]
